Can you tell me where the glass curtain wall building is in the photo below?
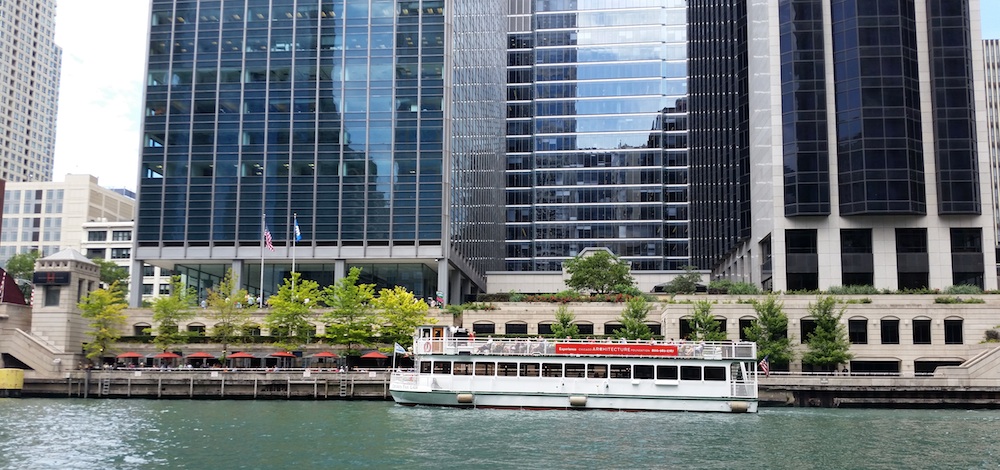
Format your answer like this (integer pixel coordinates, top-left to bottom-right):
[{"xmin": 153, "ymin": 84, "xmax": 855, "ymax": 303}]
[
  {"xmin": 132, "ymin": 0, "xmax": 506, "ymax": 307},
  {"xmin": 505, "ymin": 0, "xmax": 691, "ymax": 273},
  {"xmin": 689, "ymin": 0, "xmax": 996, "ymax": 291}
]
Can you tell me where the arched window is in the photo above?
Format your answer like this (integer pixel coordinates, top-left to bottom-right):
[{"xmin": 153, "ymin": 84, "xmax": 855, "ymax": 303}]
[
  {"xmin": 504, "ymin": 321, "xmax": 527, "ymax": 335},
  {"xmin": 944, "ymin": 316, "xmax": 963, "ymax": 344},
  {"xmin": 133, "ymin": 323, "xmax": 152, "ymax": 336},
  {"xmin": 187, "ymin": 322, "xmax": 206, "ymax": 335},
  {"xmin": 472, "ymin": 321, "xmax": 495, "ymax": 335},
  {"xmin": 848, "ymin": 316, "xmax": 868, "ymax": 344},
  {"xmin": 912, "ymin": 316, "xmax": 932, "ymax": 344},
  {"xmin": 879, "ymin": 316, "xmax": 900, "ymax": 344}
]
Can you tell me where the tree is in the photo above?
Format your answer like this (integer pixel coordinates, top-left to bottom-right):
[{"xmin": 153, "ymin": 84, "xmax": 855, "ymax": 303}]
[
  {"xmin": 4, "ymin": 250, "xmax": 41, "ymax": 280},
  {"xmin": 744, "ymin": 294, "xmax": 794, "ymax": 365},
  {"xmin": 205, "ymin": 269, "xmax": 253, "ymax": 360},
  {"xmin": 801, "ymin": 296, "xmax": 853, "ymax": 371},
  {"xmin": 320, "ymin": 267, "xmax": 378, "ymax": 353},
  {"xmin": 614, "ymin": 296, "xmax": 653, "ymax": 340},
  {"xmin": 90, "ymin": 258, "xmax": 130, "ymax": 288},
  {"xmin": 563, "ymin": 249, "xmax": 635, "ymax": 294},
  {"xmin": 687, "ymin": 300, "xmax": 726, "ymax": 341},
  {"xmin": 78, "ymin": 281, "xmax": 128, "ymax": 365},
  {"xmin": 148, "ymin": 276, "xmax": 196, "ymax": 352},
  {"xmin": 264, "ymin": 272, "xmax": 320, "ymax": 351},
  {"xmin": 659, "ymin": 266, "xmax": 703, "ymax": 294},
  {"xmin": 549, "ymin": 305, "xmax": 580, "ymax": 338},
  {"xmin": 372, "ymin": 285, "xmax": 435, "ymax": 348}
]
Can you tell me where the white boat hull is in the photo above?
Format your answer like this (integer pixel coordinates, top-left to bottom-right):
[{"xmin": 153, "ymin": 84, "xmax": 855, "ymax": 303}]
[{"xmin": 390, "ymin": 389, "xmax": 757, "ymax": 413}]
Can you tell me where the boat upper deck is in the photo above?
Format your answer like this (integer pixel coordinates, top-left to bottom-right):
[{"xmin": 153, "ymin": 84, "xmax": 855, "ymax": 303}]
[{"xmin": 412, "ymin": 336, "xmax": 757, "ymax": 361}]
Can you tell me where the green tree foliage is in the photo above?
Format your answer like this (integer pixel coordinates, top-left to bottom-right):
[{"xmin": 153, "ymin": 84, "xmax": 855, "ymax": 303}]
[
  {"xmin": 563, "ymin": 250, "xmax": 635, "ymax": 294},
  {"xmin": 320, "ymin": 267, "xmax": 378, "ymax": 352},
  {"xmin": 549, "ymin": 305, "xmax": 580, "ymax": 339},
  {"xmin": 205, "ymin": 269, "xmax": 253, "ymax": 360},
  {"xmin": 614, "ymin": 296, "xmax": 653, "ymax": 340},
  {"xmin": 744, "ymin": 294, "xmax": 794, "ymax": 364},
  {"xmin": 659, "ymin": 266, "xmax": 703, "ymax": 294},
  {"xmin": 372, "ymin": 285, "xmax": 435, "ymax": 347},
  {"xmin": 78, "ymin": 281, "xmax": 128, "ymax": 364},
  {"xmin": 687, "ymin": 300, "xmax": 726, "ymax": 341},
  {"xmin": 90, "ymin": 258, "xmax": 130, "ymax": 288},
  {"xmin": 148, "ymin": 276, "xmax": 196, "ymax": 352},
  {"xmin": 4, "ymin": 250, "xmax": 41, "ymax": 280},
  {"xmin": 264, "ymin": 272, "xmax": 321, "ymax": 351},
  {"xmin": 801, "ymin": 296, "xmax": 853, "ymax": 370}
]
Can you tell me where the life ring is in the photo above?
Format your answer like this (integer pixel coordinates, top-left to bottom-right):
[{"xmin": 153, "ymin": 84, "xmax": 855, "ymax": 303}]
[{"xmin": 422, "ymin": 342, "xmax": 431, "ymax": 353}]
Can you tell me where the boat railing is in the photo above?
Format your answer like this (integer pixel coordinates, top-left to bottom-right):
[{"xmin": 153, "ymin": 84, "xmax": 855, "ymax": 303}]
[{"xmin": 412, "ymin": 337, "xmax": 757, "ymax": 360}]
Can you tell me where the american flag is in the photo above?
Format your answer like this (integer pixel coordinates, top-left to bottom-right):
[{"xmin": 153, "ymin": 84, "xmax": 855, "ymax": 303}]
[
  {"xmin": 759, "ymin": 355, "xmax": 770, "ymax": 377},
  {"xmin": 263, "ymin": 227, "xmax": 275, "ymax": 251}
]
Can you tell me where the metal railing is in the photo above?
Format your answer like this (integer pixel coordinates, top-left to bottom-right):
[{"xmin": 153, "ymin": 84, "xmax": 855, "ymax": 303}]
[{"xmin": 413, "ymin": 337, "xmax": 757, "ymax": 360}]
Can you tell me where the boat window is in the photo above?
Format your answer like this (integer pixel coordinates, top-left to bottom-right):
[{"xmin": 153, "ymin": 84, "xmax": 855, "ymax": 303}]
[
  {"xmin": 680, "ymin": 366, "xmax": 702, "ymax": 381},
  {"xmin": 420, "ymin": 362, "xmax": 431, "ymax": 374},
  {"xmin": 587, "ymin": 364, "xmax": 608, "ymax": 379},
  {"xmin": 497, "ymin": 362, "xmax": 518, "ymax": 376},
  {"xmin": 704, "ymin": 366, "xmax": 727, "ymax": 381},
  {"xmin": 520, "ymin": 363, "xmax": 540, "ymax": 377},
  {"xmin": 610, "ymin": 364, "xmax": 631, "ymax": 379},
  {"xmin": 656, "ymin": 365, "xmax": 678, "ymax": 380},
  {"xmin": 542, "ymin": 363, "xmax": 563, "ymax": 377},
  {"xmin": 565, "ymin": 363, "xmax": 585, "ymax": 378},
  {"xmin": 453, "ymin": 362, "xmax": 473, "ymax": 376},
  {"xmin": 474, "ymin": 362, "xmax": 495, "ymax": 376},
  {"xmin": 633, "ymin": 365, "xmax": 654, "ymax": 380},
  {"xmin": 433, "ymin": 361, "xmax": 452, "ymax": 374}
]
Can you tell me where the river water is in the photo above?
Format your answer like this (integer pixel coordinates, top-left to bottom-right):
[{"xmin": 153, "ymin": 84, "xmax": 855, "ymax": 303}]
[{"xmin": 0, "ymin": 399, "xmax": 997, "ymax": 469}]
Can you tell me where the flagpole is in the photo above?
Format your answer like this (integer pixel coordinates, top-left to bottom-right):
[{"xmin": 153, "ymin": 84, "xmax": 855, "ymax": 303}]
[{"xmin": 259, "ymin": 213, "xmax": 266, "ymax": 308}]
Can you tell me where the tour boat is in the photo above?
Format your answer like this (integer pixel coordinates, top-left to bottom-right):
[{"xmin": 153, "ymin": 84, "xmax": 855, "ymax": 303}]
[{"xmin": 389, "ymin": 325, "xmax": 759, "ymax": 413}]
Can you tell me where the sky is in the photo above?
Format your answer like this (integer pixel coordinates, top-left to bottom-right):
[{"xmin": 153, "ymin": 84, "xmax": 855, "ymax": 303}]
[{"xmin": 50, "ymin": 1, "xmax": 1000, "ymax": 192}]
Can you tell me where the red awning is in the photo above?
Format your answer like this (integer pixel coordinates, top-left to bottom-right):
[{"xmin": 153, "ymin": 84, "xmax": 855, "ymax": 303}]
[
  {"xmin": 226, "ymin": 352, "xmax": 255, "ymax": 359},
  {"xmin": 153, "ymin": 352, "xmax": 181, "ymax": 359},
  {"xmin": 361, "ymin": 351, "xmax": 388, "ymax": 359},
  {"xmin": 310, "ymin": 351, "xmax": 339, "ymax": 358},
  {"xmin": 116, "ymin": 352, "xmax": 144, "ymax": 359},
  {"xmin": 270, "ymin": 351, "xmax": 296, "ymax": 358}
]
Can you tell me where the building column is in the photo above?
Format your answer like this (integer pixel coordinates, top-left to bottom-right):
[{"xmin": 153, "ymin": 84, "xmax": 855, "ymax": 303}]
[
  {"xmin": 334, "ymin": 259, "xmax": 346, "ymax": 281},
  {"xmin": 437, "ymin": 258, "xmax": 449, "ymax": 305},
  {"xmin": 128, "ymin": 258, "xmax": 144, "ymax": 308},
  {"xmin": 231, "ymin": 259, "xmax": 244, "ymax": 294}
]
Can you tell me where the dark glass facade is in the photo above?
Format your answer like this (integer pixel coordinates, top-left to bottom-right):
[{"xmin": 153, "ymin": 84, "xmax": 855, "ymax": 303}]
[
  {"xmin": 505, "ymin": 0, "xmax": 691, "ymax": 272},
  {"xmin": 688, "ymin": 0, "xmax": 750, "ymax": 270},
  {"xmin": 135, "ymin": 0, "xmax": 506, "ymax": 301},
  {"xmin": 832, "ymin": 0, "xmax": 926, "ymax": 215}
]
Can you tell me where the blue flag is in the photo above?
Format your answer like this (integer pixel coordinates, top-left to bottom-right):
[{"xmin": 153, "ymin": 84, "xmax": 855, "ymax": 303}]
[
  {"xmin": 394, "ymin": 343, "xmax": 407, "ymax": 355},
  {"xmin": 293, "ymin": 216, "xmax": 302, "ymax": 241}
]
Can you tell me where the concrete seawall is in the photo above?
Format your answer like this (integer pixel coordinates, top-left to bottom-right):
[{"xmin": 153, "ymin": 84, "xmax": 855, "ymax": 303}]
[{"xmin": 24, "ymin": 370, "xmax": 395, "ymax": 400}]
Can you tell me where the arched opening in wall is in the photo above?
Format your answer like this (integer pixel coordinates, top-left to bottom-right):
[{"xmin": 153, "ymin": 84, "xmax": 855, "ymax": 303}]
[
  {"xmin": 133, "ymin": 323, "xmax": 152, "ymax": 336},
  {"xmin": 912, "ymin": 317, "xmax": 932, "ymax": 344},
  {"xmin": 944, "ymin": 317, "xmax": 964, "ymax": 344},
  {"xmin": 679, "ymin": 317, "xmax": 692, "ymax": 340},
  {"xmin": 879, "ymin": 316, "xmax": 900, "ymax": 344},
  {"xmin": 738, "ymin": 316, "xmax": 754, "ymax": 341},
  {"xmin": 800, "ymin": 317, "xmax": 817, "ymax": 344},
  {"xmin": 537, "ymin": 322, "xmax": 554, "ymax": 335},
  {"xmin": 504, "ymin": 321, "xmax": 527, "ymax": 335},
  {"xmin": 472, "ymin": 322, "xmax": 495, "ymax": 335},
  {"xmin": 645, "ymin": 322, "xmax": 662, "ymax": 336},
  {"xmin": 849, "ymin": 358, "xmax": 900, "ymax": 375},
  {"xmin": 187, "ymin": 322, "xmax": 206, "ymax": 335},
  {"xmin": 243, "ymin": 323, "xmax": 261, "ymax": 336},
  {"xmin": 604, "ymin": 322, "xmax": 623, "ymax": 337},
  {"xmin": 848, "ymin": 316, "xmax": 869, "ymax": 344},
  {"xmin": 573, "ymin": 321, "xmax": 594, "ymax": 336},
  {"xmin": 914, "ymin": 357, "xmax": 966, "ymax": 376}
]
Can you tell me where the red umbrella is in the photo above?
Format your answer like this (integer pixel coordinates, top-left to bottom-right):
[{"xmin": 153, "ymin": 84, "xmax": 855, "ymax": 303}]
[
  {"xmin": 186, "ymin": 352, "xmax": 216, "ymax": 359},
  {"xmin": 116, "ymin": 352, "xmax": 144, "ymax": 359},
  {"xmin": 227, "ymin": 352, "xmax": 255, "ymax": 359},
  {"xmin": 153, "ymin": 352, "xmax": 181, "ymax": 359},
  {"xmin": 361, "ymin": 351, "xmax": 388, "ymax": 359},
  {"xmin": 270, "ymin": 351, "xmax": 296, "ymax": 358},
  {"xmin": 310, "ymin": 351, "xmax": 339, "ymax": 358}
]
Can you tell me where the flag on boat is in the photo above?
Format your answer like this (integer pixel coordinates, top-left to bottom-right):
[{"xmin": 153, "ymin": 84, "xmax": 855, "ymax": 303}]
[
  {"xmin": 293, "ymin": 215, "xmax": 302, "ymax": 241},
  {"xmin": 394, "ymin": 342, "xmax": 407, "ymax": 355},
  {"xmin": 263, "ymin": 226, "xmax": 275, "ymax": 251},
  {"xmin": 759, "ymin": 355, "xmax": 770, "ymax": 377}
]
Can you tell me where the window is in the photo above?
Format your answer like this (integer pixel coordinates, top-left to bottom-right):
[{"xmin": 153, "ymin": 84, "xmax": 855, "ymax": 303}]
[
  {"xmin": 87, "ymin": 231, "xmax": 107, "ymax": 241},
  {"xmin": 848, "ymin": 319, "xmax": 868, "ymax": 344},
  {"xmin": 143, "ymin": 265, "xmax": 155, "ymax": 277},
  {"xmin": 542, "ymin": 363, "xmax": 562, "ymax": 377},
  {"xmin": 453, "ymin": 362, "xmax": 473, "ymax": 376},
  {"xmin": 112, "ymin": 230, "xmax": 132, "ymax": 241},
  {"xmin": 497, "ymin": 362, "xmax": 517, "ymax": 376},
  {"xmin": 800, "ymin": 318, "xmax": 817, "ymax": 344},
  {"xmin": 881, "ymin": 319, "xmax": 900, "ymax": 344},
  {"xmin": 739, "ymin": 318, "xmax": 753, "ymax": 341},
  {"xmin": 565, "ymin": 363, "xmax": 586, "ymax": 378},
  {"xmin": 187, "ymin": 324, "xmax": 206, "ymax": 335},
  {"xmin": 505, "ymin": 322, "xmax": 527, "ymax": 335},
  {"xmin": 133, "ymin": 323, "xmax": 151, "ymax": 336},
  {"xmin": 610, "ymin": 364, "xmax": 631, "ymax": 378},
  {"xmin": 519, "ymin": 363, "xmax": 540, "ymax": 377},
  {"xmin": 158, "ymin": 284, "xmax": 171, "ymax": 295},
  {"xmin": 86, "ymin": 248, "xmax": 106, "ymax": 259},
  {"xmin": 111, "ymin": 248, "xmax": 131, "ymax": 259},
  {"xmin": 537, "ymin": 323, "xmax": 553, "ymax": 335},
  {"xmin": 432, "ymin": 361, "xmax": 451, "ymax": 374},
  {"xmin": 912, "ymin": 319, "xmax": 932, "ymax": 344},
  {"xmin": 657, "ymin": 365, "xmax": 679, "ymax": 380},
  {"xmin": 704, "ymin": 366, "xmax": 727, "ymax": 381},
  {"xmin": 944, "ymin": 319, "xmax": 963, "ymax": 345},
  {"xmin": 680, "ymin": 366, "xmax": 702, "ymax": 381},
  {"xmin": 420, "ymin": 362, "xmax": 431, "ymax": 374},
  {"xmin": 142, "ymin": 284, "xmax": 153, "ymax": 295},
  {"xmin": 633, "ymin": 365, "xmax": 654, "ymax": 380},
  {"xmin": 587, "ymin": 364, "xmax": 607, "ymax": 378},
  {"xmin": 472, "ymin": 323, "xmax": 495, "ymax": 334},
  {"xmin": 474, "ymin": 362, "xmax": 495, "ymax": 376},
  {"xmin": 44, "ymin": 285, "xmax": 60, "ymax": 306}
]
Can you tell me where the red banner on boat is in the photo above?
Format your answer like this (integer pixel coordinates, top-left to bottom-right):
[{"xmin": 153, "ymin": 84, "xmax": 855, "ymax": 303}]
[{"xmin": 555, "ymin": 343, "xmax": 679, "ymax": 357}]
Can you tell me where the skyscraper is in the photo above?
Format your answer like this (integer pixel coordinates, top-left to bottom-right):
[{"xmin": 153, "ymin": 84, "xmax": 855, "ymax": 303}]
[
  {"xmin": 689, "ymin": 0, "xmax": 996, "ymax": 291},
  {"xmin": 984, "ymin": 38, "xmax": 1000, "ymax": 247},
  {"xmin": 0, "ymin": 0, "xmax": 60, "ymax": 182},
  {"xmin": 132, "ymin": 0, "xmax": 507, "ymax": 306},
  {"xmin": 504, "ymin": 0, "xmax": 691, "ymax": 273}
]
